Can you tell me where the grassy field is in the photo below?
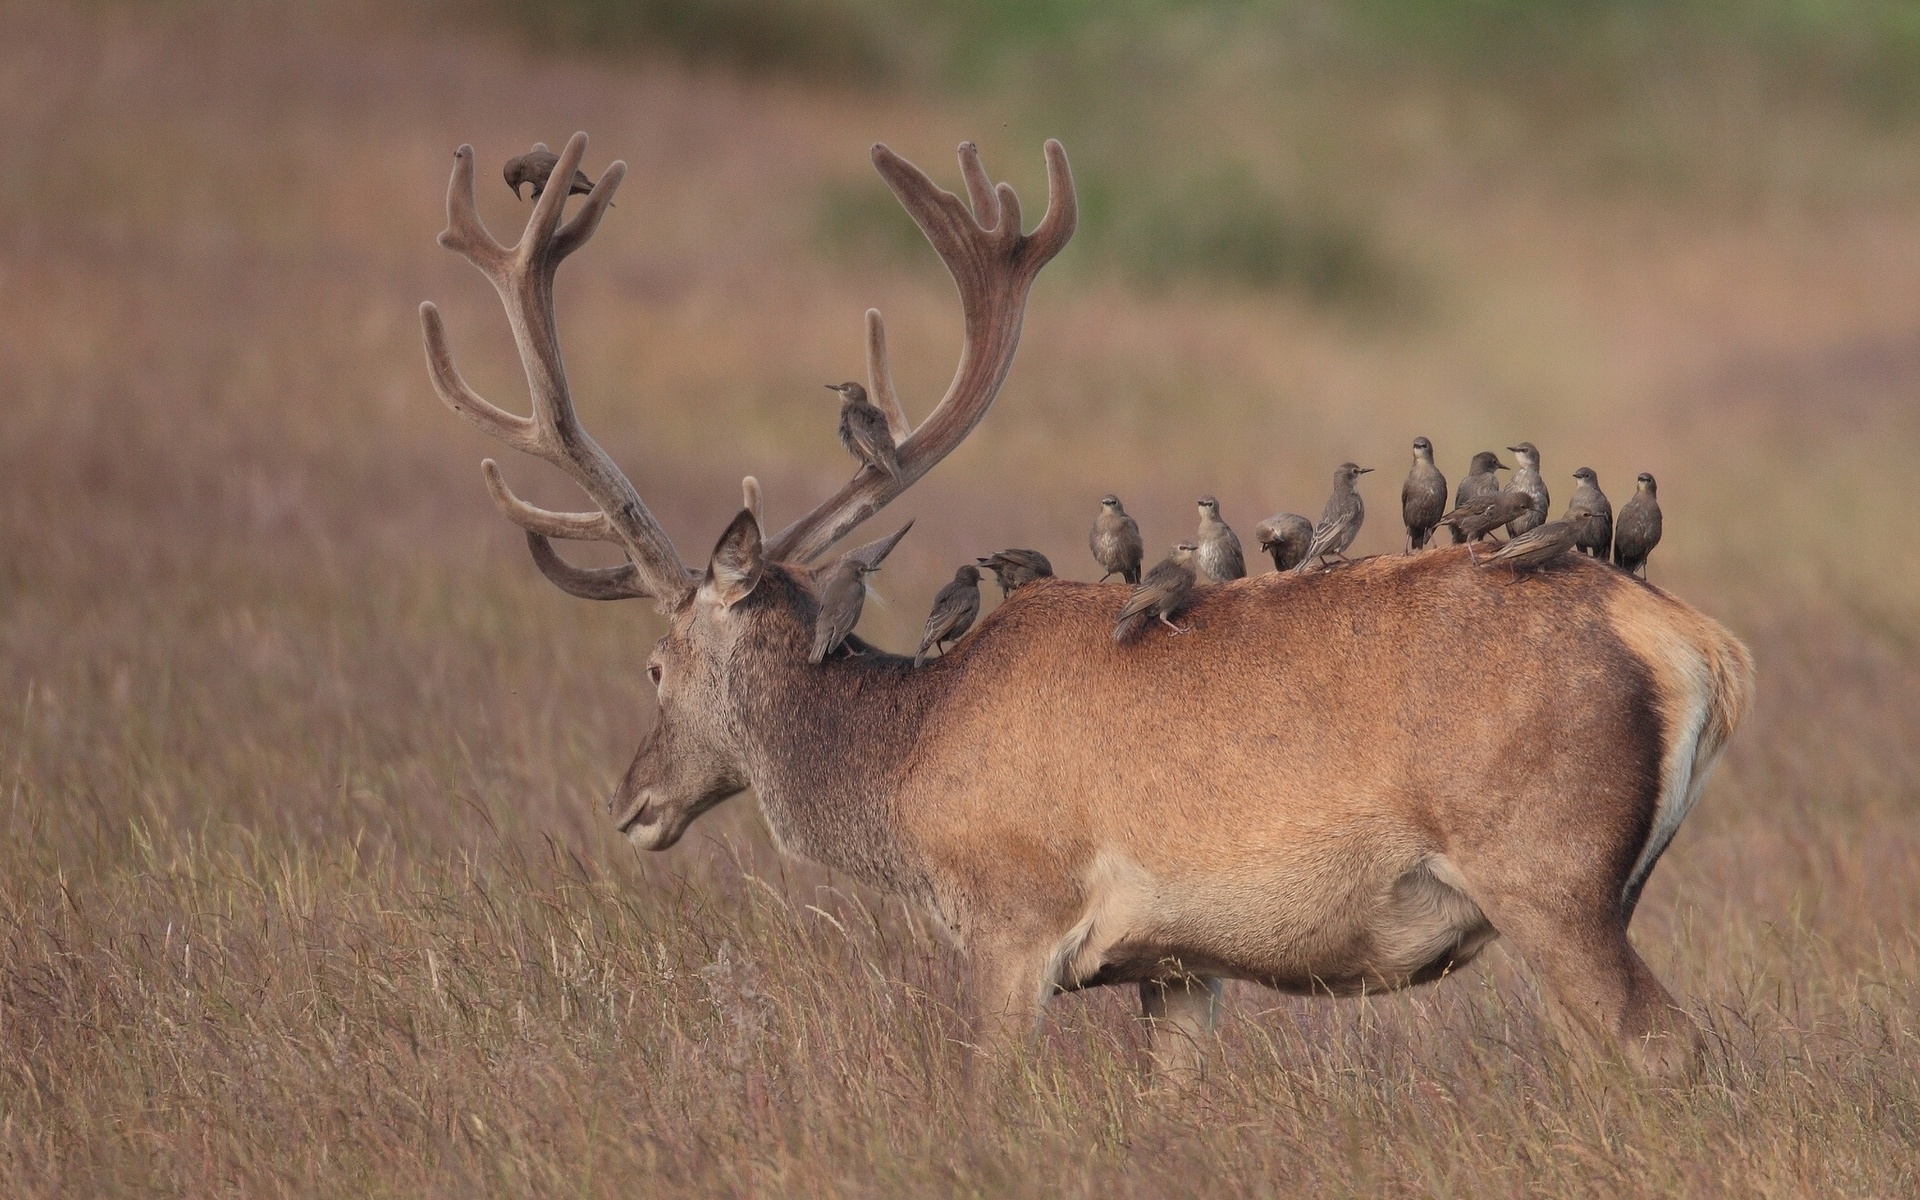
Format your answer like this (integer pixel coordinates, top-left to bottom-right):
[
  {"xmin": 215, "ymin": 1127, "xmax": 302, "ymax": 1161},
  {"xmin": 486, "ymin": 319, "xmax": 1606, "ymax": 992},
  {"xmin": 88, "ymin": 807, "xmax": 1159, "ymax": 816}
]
[{"xmin": 4, "ymin": 0, "xmax": 1920, "ymax": 1194}]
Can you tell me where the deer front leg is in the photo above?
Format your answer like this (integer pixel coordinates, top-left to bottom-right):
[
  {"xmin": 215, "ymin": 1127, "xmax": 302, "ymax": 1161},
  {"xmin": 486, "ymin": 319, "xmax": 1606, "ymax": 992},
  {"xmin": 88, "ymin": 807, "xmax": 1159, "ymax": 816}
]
[
  {"xmin": 1139, "ymin": 973, "xmax": 1222, "ymax": 1085},
  {"xmin": 967, "ymin": 936, "xmax": 1055, "ymax": 1063}
]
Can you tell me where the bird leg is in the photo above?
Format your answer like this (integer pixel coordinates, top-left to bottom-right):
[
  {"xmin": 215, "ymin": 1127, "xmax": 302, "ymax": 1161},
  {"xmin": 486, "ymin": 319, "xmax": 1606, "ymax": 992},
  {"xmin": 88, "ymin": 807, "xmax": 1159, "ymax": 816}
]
[{"xmin": 1159, "ymin": 614, "xmax": 1191, "ymax": 636}]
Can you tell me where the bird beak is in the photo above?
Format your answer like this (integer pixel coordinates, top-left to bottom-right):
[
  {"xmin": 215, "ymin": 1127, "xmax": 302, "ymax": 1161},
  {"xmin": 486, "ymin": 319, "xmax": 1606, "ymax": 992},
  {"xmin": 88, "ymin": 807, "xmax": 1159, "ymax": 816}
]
[
  {"xmin": 1506, "ymin": 446, "xmax": 1523, "ymax": 454},
  {"xmin": 1358, "ymin": 467, "xmax": 1374, "ymax": 474},
  {"xmin": 510, "ymin": 182, "xmax": 524, "ymax": 200}
]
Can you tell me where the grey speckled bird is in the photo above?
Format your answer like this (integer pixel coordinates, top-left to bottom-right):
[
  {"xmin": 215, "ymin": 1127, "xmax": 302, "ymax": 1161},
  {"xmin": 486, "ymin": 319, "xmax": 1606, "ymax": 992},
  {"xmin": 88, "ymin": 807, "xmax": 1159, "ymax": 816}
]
[
  {"xmin": 1505, "ymin": 442, "xmax": 1550, "ymax": 536},
  {"xmin": 976, "ymin": 548, "xmax": 1053, "ymax": 598},
  {"xmin": 1612, "ymin": 472, "xmax": 1662, "ymax": 578},
  {"xmin": 826, "ymin": 382, "xmax": 900, "ymax": 482},
  {"xmin": 1481, "ymin": 517, "xmax": 1582, "ymax": 574},
  {"xmin": 809, "ymin": 558, "xmax": 878, "ymax": 664},
  {"xmin": 1089, "ymin": 495, "xmax": 1143, "ymax": 585},
  {"xmin": 1113, "ymin": 543, "xmax": 1199, "ymax": 640},
  {"xmin": 503, "ymin": 145, "xmax": 595, "ymax": 201},
  {"xmin": 1194, "ymin": 495, "xmax": 1246, "ymax": 582},
  {"xmin": 1254, "ymin": 512, "xmax": 1313, "ymax": 573},
  {"xmin": 1451, "ymin": 451, "xmax": 1508, "ymax": 543},
  {"xmin": 1437, "ymin": 489, "xmax": 1533, "ymax": 562},
  {"xmin": 1401, "ymin": 436, "xmax": 1449, "ymax": 553},
  {"xmin": 1295, "ymin": 463, "xmax": 1372, "ymax": 573},
  {"xmin": 1566, "ymin": 467, "xmax": 1613, "ymax": 559},
  {"xmin": 914, "ymin": 564, "xmax": 981, "ymax": 666}
]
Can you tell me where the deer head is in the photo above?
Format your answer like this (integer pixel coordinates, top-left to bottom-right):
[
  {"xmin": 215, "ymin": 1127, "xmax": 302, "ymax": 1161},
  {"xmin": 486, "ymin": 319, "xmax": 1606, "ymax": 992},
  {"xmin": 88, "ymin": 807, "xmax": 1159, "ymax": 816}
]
[{"xmin": 421, "ymin": 133, "xmax": 1076, "ymax": 847}]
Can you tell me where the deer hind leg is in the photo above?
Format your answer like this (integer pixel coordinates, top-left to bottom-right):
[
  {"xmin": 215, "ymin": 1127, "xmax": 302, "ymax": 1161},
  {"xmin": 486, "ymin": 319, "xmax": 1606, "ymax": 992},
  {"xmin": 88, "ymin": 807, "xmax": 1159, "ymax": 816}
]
[{"xmin": 1139, "ymin": 972, "xmax": 1222, "ymax": 1085}]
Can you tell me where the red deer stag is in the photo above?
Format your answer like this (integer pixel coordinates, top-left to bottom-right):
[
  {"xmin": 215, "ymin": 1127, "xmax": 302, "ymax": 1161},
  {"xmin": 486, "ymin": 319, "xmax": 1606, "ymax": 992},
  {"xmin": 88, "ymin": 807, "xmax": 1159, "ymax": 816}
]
[{"xmin": 422, "ymin": 133, "xmax": 1754, "ymax": 1079}]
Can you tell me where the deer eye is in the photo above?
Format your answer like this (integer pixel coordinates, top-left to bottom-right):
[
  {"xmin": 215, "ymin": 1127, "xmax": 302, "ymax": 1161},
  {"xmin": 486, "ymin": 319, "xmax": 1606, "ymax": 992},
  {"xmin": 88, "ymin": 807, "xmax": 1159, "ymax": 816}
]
[{"xmin": 648, "ymin": 664, "xmax": 663, "ymax": 686}]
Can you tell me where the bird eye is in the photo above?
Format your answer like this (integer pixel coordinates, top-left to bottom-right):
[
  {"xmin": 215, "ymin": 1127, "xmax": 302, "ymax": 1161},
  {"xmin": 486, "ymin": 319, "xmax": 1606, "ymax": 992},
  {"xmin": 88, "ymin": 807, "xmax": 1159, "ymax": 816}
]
[{"xmin": 648, "ymin": 664, "xmax": 663, "ymax": 686}]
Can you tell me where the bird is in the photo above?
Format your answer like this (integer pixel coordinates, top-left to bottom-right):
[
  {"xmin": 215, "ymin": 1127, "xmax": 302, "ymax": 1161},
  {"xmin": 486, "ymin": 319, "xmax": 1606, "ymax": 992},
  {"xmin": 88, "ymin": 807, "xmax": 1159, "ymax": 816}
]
[
  {"xmin": 1451, "ymin": 451, "xmax": 1508, "ymax": 543},
  {"xmin": 503, "ymin": 145, "xmax": 596, "ymax": 201},
  {"xmin": 1437, "ymin": 489, "xmax": 1534, "ymax": 562},
  {"xmin": 914, "ymin": 565, "xmax": 982, "ymax": 666},
  {"xmin": 1194, "ymin": 496, "xmax": 1246, "ymax": 582},
  {"xmin": 809, "ymin": 558, "xmax": 879, "ymax": 664},
  {"xmin": 1480, "ymin": 518, "xmax": 1582, "ymax": 574},
  {"xmin": 1505, "ymin": 442, "xmax": 1550, "ymax": 536},
  {"xmin": 1566, "ymin": 468, "xmax": 1613, "ymax": 559},
  {"xmin": 1612, "ymin": 473, "xmax": 1662, "ymax": 578},
  {"xmin": 976, "ymin": 549, "xmax": 1053, "ymax": 598},
  {"xmin": 1113, "ymin": 544, "xmax": 1199, "ymax": 640},
  {"xmin": 826, "ymin": 382, "xmax": 900, "ymax": 482},
  {"xmin": 1295, "ymin": 463, "xmax": 1372, "ymax": 573},
  {"xmin": 1401, "ymin": 436, "xmax": 1449, "ymax": 552},
  {"xmin": 1254, "ymin": 512, "xmax": 1314, "ymax": 573},
  {"xmin": 1089, "ymin": 495, "xmax": 1144, "ymax": 585}
]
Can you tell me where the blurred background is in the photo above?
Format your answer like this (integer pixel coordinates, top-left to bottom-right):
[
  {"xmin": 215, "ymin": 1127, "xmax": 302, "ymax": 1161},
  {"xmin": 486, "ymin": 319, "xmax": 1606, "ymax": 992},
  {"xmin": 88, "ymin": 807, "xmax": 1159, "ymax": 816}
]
[{"xmin": 4, "ymin": 0, "xmax": 1920, "ymax": 1193}]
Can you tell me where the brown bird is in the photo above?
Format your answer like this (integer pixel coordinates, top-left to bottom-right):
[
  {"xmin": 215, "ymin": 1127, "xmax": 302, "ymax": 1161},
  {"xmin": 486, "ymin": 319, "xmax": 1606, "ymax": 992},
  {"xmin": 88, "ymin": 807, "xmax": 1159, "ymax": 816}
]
[
  {"xmin": 976, "ymin": 549, "xmax": 1053, "ymax": 598},
  {"xmin": 1451, "ymin": 451, "xmax": 1508, "ymax": 543},
  {"xmin": 1437, "ymin": 489, "xmax": 1534, "ymax": 562},
  {"xmin": 1089, "ymin": 495, "xmax": 1144, "ymax": 584},
  {"xmin": 809, "ymin": 558, "xmax": 879, "ymax": 664},
  {"xmin": 1194, "ymin": 495, "xmax": 1246, "ymax": 582},
  {"xmin": 503, "ymin": 144, "xmax": 595, "ymax": 201},
  {"xmin": 1401, "ymin": 436, "xmax": 1449, "ymax": 552},
  {"xmin": 1612, "ymin": 472, "xmax": 1662, "ymax": 578},
  {"xmin": 1113, "ymin": 543, "xmax": 1199, "ymax": 640},
  {"xmin": 826, "ymin": 382, "xmax": 901, "ymax": 482},
  {"xmin": 1295, "ymin": 463, "xmax": 1372, "ymax": 573},
  {"xmin": 1480, "ymin": 517, "xmax": 1582, "ymax": 574},
  {"xmin": 1254, "ymin": 512, "xmax": 1313, "ymax": 573},
  {"xmin": 1567, "ymin": 467, "xmax": 1613, "ymax": 559},
  {"xmin": 1505, "ymin": 442, "xmax": 1550, "ymax": 536},
  {"xmin": 914, "ymin": 565, "xmax": 982, "ymax": 666}
]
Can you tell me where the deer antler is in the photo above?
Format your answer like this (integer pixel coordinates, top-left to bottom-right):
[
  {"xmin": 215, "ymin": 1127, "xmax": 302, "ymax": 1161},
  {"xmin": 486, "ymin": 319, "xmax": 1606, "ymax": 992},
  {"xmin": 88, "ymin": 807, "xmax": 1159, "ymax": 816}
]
[
  {"xmin": 420, "ymin": 132, "xmax": 694, "ymax": 608},
  {"xmin": 765, "ymin": 139, "xmax": 1077, "ymax": 564}
]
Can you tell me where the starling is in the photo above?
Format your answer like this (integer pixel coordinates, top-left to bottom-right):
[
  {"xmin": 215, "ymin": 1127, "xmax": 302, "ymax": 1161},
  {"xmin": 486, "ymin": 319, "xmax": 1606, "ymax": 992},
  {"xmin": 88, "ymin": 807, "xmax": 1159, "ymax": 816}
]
[
  {"xmin": 503, "ymin": 144, "xmax": 596, "ymax": 201},
  {"xmin": 976, "ymin": 549, "xmax": 1053, "ymax": 598},
  {"xmin": 1254, "ymin": 512, "xmax": 1313, "ymax": 573},
  {"xmin": 1294, "ymin": 463, "xmax": 1372, "ymax": 574},
  {"xmin": 914, "ymin": 565, "xmax": 982, "ymax": 666},
  {"xmin": 1401, "ymin": 436, "xmax": 1449, "ymax": 552},
  {"xmin": 1505, "ymin": 442, "xmax": 1550, "ymax": 536},
  {"xmin": 1112, "ymin": 544, "xmax": 1199, "ymax": 640},
  {"xmin": 1437, "ymin": 489, "xmax": 1534, "ymax": 562},
  {"xmin": 1089, "ymin": 495, "xmax": 1144, "ymax": 585},
  {"xmin": 1451, "ymin": 451, "xmax": 1508, "ymax": 544},
  {"xmin": 1566, "ymin": 467, "xmax": 1613, "ymax": 559},
  {"xmin": 1194, "ymin": 495, "xmax": 1246, "ymax": 582},
  {"xmin": 1480, "ymin": 518, "xmax": 1581, "ymax": 573},
  {"xmin": 1612, "ymin": 472, "xmax": 1662, "ymax": 578},
  {"xmin": 826, "ymin": 382, "xmax": 901, "ymax": 482},
  {"xmin": 809, "ymin": 558, "xmax": 879, "ymax": 664}
]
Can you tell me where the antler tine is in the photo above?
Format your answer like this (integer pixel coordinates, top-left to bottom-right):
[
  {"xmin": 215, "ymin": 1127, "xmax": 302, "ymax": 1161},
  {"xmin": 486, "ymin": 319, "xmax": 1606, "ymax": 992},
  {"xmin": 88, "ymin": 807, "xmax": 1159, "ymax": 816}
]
[
  {"xmin": 765, "ymin": 139, "xmax": 1077, "ymax": 564},
  {"xmin": 424, "ymin": 131, "xmax": 695, "ymax": 608},
  {"xmin": 525, "ymin": 532, "xmax": 649, "ymax": 601}
]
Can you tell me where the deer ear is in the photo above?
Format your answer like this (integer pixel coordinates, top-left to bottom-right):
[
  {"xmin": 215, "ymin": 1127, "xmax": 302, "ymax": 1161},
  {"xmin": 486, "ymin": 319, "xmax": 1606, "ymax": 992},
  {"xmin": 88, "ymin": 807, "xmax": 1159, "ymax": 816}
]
[{"xmin": 702, "ymin": 509, "xmax": 764, "ymax": 608}]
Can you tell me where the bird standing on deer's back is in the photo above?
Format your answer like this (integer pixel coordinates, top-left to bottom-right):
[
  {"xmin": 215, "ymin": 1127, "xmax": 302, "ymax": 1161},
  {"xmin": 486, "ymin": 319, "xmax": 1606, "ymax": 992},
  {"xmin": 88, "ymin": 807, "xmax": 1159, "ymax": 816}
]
[
  {"xmin": 1613, "ymin": 473, "xmax": 1662, "ymax": 578},
  {"xmin": 1451, "ymin": 451, "xmax": 1508, "ymax": 543},
  {"xmin": 1567, "ymin": 467, "xmax": 1613, "ymax": 559},
  {"xmin": 1113, "ymin": 543, "xmax": 1199, "ymax": 639},
  {"xmin": 1194, "ymin": 496, "xmax": 1246, "ymax": 581},
  {"xmin": 1481, "ymin": 518, "xmax": 1582, "ymax": 573},
  {"xmin": 1254, "ymin": 512, "xmax": 1313, "ymax": 572},
  {"xmin": 976, "ymin": 549, "xmax": 1053, "ymax": 598},
  {"xmin": 810, "ymin": 558, "xmax": 879, "ymax": 664},
  {"xmin": 827, "ymin": 382, "xmax": 900, "ymax": 481},
  {"xmin": 1437, "ymin": 489, "xmax": 1533, "ymax": 562},
  {"xmin": 1296, "ymin": 463, "xmax": 1371, "ymax": 573},
  {"xmin": 1090, "ymin": 495, "xmax": 1144, "ymax": 584},
  {"xmin": 1401, "ymin": 436, "xmax": 1448, "ymax": 552},
  {"xmin": 915, "ymin": 565, "xmax": 982, "ymax": 666},
  {"xmin": 503, "ymin": 144, "xmax": 596, "ymax": 200},
  {"xmin": 1505, "ymin": 442, "xmax": 1550, "ymax": 536}
]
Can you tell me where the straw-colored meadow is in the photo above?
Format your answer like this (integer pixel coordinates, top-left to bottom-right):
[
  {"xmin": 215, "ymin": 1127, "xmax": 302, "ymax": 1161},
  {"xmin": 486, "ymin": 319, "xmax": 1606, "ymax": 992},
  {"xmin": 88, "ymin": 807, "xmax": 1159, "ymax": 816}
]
[{"xmin": 3, "ymin": 2, "xmax": 1918, "ymax": 1194}]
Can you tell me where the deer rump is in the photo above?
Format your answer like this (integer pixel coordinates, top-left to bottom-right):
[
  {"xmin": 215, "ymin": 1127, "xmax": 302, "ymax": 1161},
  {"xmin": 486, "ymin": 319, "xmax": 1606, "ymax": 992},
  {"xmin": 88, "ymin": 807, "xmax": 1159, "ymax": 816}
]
[{"xmin": 748, "ymin": 550, "xmax": 1750, "ymax": 1010}]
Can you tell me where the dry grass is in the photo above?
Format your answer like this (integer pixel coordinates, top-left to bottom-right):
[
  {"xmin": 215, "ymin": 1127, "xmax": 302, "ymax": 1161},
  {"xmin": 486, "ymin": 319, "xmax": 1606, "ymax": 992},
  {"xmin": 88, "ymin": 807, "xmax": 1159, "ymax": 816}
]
[{"xmin": 4, "ymin": 2, "xmax": 1920, "ymax": 1195}]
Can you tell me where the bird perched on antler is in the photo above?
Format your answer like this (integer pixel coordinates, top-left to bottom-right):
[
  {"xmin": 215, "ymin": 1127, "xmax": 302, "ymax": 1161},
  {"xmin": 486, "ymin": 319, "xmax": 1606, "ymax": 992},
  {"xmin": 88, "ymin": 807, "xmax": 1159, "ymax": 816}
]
[
  {"xmin": 1254, "ymin": 512, "xmax": 1313, "ymax": 573},
  {"xmin": 1480, "ymin": 517, "xmax": 1583, "ymax": 574},
  {"xmin": 1089, "ymin": 495, "xmax": 1143, "ymax": 585},
  {"xmin": 503, "ymin": 144, "xmax": 597, "ymax": 201},
  {"xmin": 1194, "ymin": 496, "xmax": 1246, "ymax": 582},
  {"xmin": 976, "ymin": 549, "xmax": 1053, "ymax": 598},
  {"xmin": 1505, "ymin": 442, "xmax": 1549, "ymax": 536},
  {"xmin": 1295, "ymin": 463, "xmax": 1371, "ymax": 573},
  {"xmin": 1451, "ymin": 451, "xmax": 1507, "ymax": 543},
  {"xmin": 826, "ymin": 382, "xmax": 900, "ymax": 482},
  {"xmin": 915, "ymin": 565, "xmax": 981, "ymax": 666},
  {"xmin": 1401, "ymin": 437, "xmax": 1448, "ymax": 553},
  {"xmin": 1612, "ymin": 473, "xmax": 1662, "ymax": 578},
  {"xmin": 1567, "ymin": 468, "xmax": 1613, "ymax": 560},
  {"xmin": 1437, "ymin": 489, "xmax": 1534, "ymax": 562},
  {"xmin": 1113, "ymin": 544, "xmax": 1199, "ymax": 640}
]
